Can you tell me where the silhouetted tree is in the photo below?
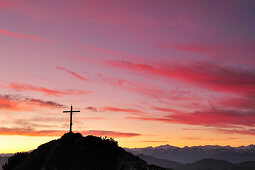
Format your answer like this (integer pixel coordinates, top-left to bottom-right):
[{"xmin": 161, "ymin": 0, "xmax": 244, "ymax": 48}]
[{"xmin": 2, "ymin": 152, "xmax": 28, "ymax": 170}]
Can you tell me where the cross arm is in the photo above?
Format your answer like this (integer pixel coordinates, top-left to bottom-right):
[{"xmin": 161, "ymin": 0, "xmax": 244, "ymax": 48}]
[{"xmin": 63, "ymin": 111, "xmax": 80, "ymax": 113}]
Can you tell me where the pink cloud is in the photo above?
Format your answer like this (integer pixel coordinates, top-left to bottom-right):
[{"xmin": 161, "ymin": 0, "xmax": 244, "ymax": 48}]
[
  {"xmin": 85, "ymin": 106, "xmax": 144, "ymax": 116},
  {"xmin": 56, "ymin": 66, "xmax": 193, "ymax": 102},
  {"xmin": 106, "ymin": 60, "xmax": 255, "ymax": 96},
  {"xmin": 152, "ymin": 107, "xmax": 179, "ymax": 113},
  {"xmin": 0, "ymin": 95, "xmax": 28, "ymax": 111},
  {"xmin": 7, "ymin": 83, "xmax": 93, "ymax": 96},
  {"xmin": 127, "ymin": 109, "xmax": 255, "ymax": 128},
  {"xmin": 85, "ymin": 130, "xmax": 141, "ymax": 138},
  {"xmin": 0, "ymin": 127, "xmax": 141, "ymax": 138},
  {"xmin": 56, "ymin": 66, "xmax": 88, "ymax": 82},
  {"xmin": 85, "ymin": 106, "xmax": 100, "ymax": 112},
  {"xmin": 0, "ymin": 28, "xmax": 49, "ymax": 44},
  {"xmin": 0, "ymin": 1, "xmax": 8, "ymax": 8},
  {"xmin": 102, "ymin": 107, "xmax": 144, "ymax": 115},
  {"xmin": 96, "ymin": 73, "xmax": 193, "ymax": 101},
  {"xmin": 218, "ymin": 97, "xmax": 255, "ymax": 109},
  {"xmin": 0, "ymin": 94, "xmax": 65, "ymax": 111},
  {"xmin": 26, "ymin": 98, "xmax": 65, "ymax": 108},
  {"xmin": 0, "ymin": 127, "xmax": 65, "ymax": 137}
]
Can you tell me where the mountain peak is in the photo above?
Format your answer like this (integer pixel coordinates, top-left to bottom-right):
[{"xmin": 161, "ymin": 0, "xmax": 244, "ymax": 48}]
[
  {"xmin": 3, "ymin": 133, "xmax": 169, "ymax": 170},
  {"xmin": 60, "ymin": 132, "xmax": 83, "ymax": 141}
]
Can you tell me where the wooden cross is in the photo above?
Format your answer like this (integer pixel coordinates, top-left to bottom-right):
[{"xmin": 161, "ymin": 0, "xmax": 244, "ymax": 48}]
[{"xmin": 63, "ymin": 105, "xmax": 80, "ymax": 132}]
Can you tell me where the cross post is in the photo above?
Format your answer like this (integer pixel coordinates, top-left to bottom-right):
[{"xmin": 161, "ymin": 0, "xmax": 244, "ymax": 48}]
[{"xmin": 63, "ymin": 105, "xmax": 80, "ymax": 132}]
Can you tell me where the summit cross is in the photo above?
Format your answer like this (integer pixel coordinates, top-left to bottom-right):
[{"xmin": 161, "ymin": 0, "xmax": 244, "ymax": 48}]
[{"xmin": 63, "ymin": 105, "xmax": 80, "ymax": 132}]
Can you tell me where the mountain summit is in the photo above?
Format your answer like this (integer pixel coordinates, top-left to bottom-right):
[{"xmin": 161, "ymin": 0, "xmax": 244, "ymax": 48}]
[{"xmin": 3, "ymin": 132, "xmax": 169, "ymax": 170}]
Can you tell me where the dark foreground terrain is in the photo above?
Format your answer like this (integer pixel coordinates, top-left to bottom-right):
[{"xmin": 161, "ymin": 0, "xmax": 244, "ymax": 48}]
[
  {"xmin": 0, "ymin": 157, "xmax": 9, "ymax": 170},
  {"xmin": 2, "ymin": 132, "xmax": 170, "ymax": 170}
]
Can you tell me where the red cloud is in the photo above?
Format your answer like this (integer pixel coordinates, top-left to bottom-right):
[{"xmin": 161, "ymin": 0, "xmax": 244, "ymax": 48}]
[
  {"xmin": 56, "ymin": 66, "xmax": 88, "ymax": 82},
  {"xmin": 85, "ymin": 130, "xmax": 141, "ymax": 138},
  {"xmin": 0, "ymin": 94, "xmax": 65, "ymax": 111},
  {"xmin": 0, "ymin": 127, "xmax": 65, "ymax": 137},
  {"xmin": 0, "ymin": 28, "xmax": 49, "ymax": 44},
  {"xmin": 106, "ymin": 60, "xmax": 255, "ymax": 96},
  {"xmin": 85, "ymin": 106, "xmax": 100, "ymax": 112},
  {"xmin": 127, "ymin": 109, "xmax": 255, "ymax": 128},
  {"xmin": 0, "ymin": 127, "xmax": 141, "ymax": 138},
  {"xmin": 85, "ymin": 106, "xmax": 144, "ymax": 116},
  {"xmin": 0, "ymin": 1, "xmax": 8, "ymax": 8},
  {"xmin": 102, "ymin": 107, "xmax": 144, "ymax": 115},
  {"xmin": 218, "ymin": 97, "xmax": 255, "ymax": 109},
  {"xmin": 152, "ymin": 107, "xmax": 178, "ymax": 113},
  {"xmin": 0, "ymin": 95, "xmax": 26, "ymax": 111},
  {"xmin": 7, "ymin": 83, "xmax": 93, "ymax": 96},
  {"xmin": 26, "ymin": 98, "xmax": 65, "ymax": 108}
]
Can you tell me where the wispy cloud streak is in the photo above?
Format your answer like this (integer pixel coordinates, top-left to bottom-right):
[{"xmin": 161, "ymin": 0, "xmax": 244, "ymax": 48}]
[
  {"xmin": 0, "ymin": 28, "xmax": 49, "ymax": 44},
  {"xmin": 106, "ymin": 60, "xmax": 255, "ymax": 96},
  {"xmin": 127, "ymin": 109, "xmax": 255, "ymax": 128},
  {"xmin": 56, "ymin": 66, "xmax": 88, "ymax": 82},
  {"xmin": 7, "ymin": 83, "xmax": 93, "ymax": 96},
  {"xmin": 96, "ymin": 73, "xmax": 193, "ymax": 101},
  {"xmin": 102, "ymin": 107, "xmax": 144, "ymax": 115},
  {"xmin": 0, "ymin": 94, "xmax": 65, "ymax": 111}
]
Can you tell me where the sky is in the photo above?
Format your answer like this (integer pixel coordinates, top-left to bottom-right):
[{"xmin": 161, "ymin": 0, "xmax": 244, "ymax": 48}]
[{"xmin": 0, "ymin": 0, "xmax": 255, "ymax": 153}]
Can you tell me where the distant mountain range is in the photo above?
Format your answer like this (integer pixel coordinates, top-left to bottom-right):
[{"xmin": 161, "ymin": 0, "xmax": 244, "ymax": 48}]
[{"xmin": 126, "ymin": 144, "xmax": 255, "ymax": 163}]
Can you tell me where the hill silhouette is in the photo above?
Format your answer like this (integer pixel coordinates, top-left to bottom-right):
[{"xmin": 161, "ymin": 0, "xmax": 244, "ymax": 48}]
[
  {"xmin": 2, "ymin": 132, "xmax": 171, "ymax": 170},
  {"xmin": 138, "ymin": 154, "xmax": 182, "ymax": 169},
  {"xmin": 175, "ymin": 158, "xmax": 255, "ymax": 170},
  {"xmin": 175, "ymin": 158, "xmax": 233, "ymax": 170}
]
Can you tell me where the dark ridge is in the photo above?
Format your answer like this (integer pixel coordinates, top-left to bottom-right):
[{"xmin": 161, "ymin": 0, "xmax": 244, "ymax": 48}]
[
  {"xmin": 3, "ymin": 132, "xmax": 171, "ymax": 170},
  {"xmin": 175, "ymin": 158, "xmax": 234, "ymax": 170},
  {"xmin": 138, "ymin": 154, "xmax": 183, "ymax": 169}
]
